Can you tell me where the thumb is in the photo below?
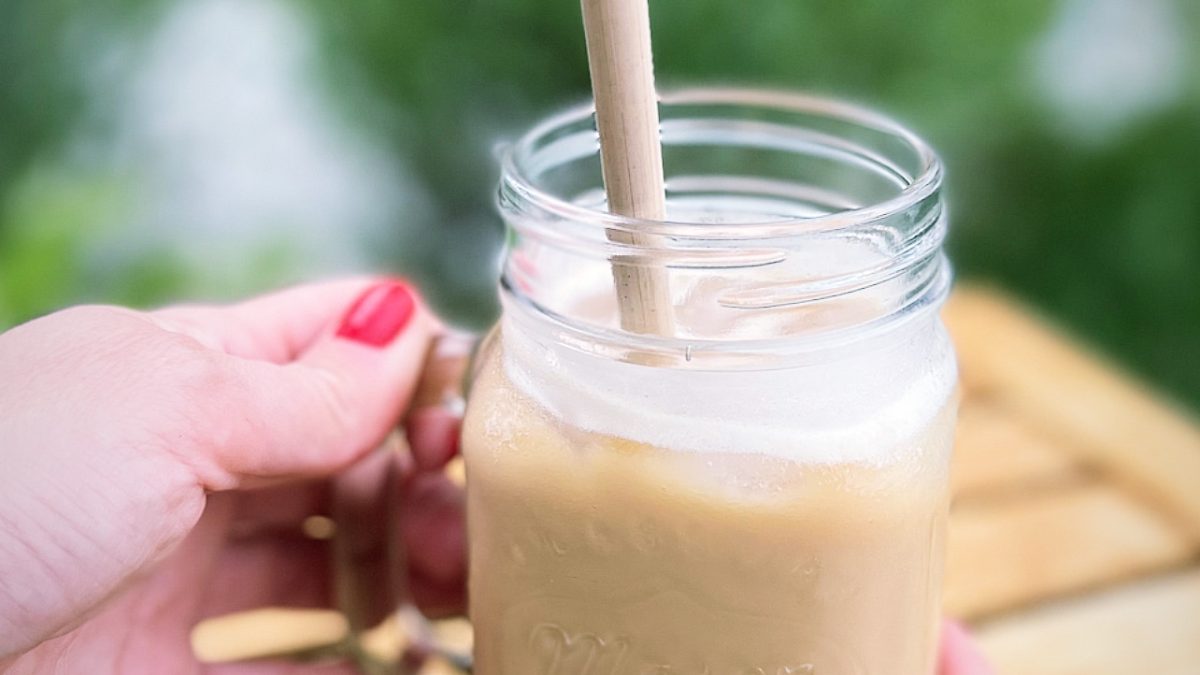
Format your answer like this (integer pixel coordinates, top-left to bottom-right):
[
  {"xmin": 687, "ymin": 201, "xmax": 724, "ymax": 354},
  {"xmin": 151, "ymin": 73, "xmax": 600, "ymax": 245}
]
[{"xmin": 201, "ymin": 280, "xmax": 436, "ymax": 487}]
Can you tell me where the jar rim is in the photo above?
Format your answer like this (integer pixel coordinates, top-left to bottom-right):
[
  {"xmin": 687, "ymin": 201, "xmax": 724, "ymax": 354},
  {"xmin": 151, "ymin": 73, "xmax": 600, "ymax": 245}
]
[
  {"xmin": 501, "ymin": 86, "xmax": 943, "ymax": 238},
  {"xmin": 496, "ymin": 87, "xmax": 952, "ymax": 368}
]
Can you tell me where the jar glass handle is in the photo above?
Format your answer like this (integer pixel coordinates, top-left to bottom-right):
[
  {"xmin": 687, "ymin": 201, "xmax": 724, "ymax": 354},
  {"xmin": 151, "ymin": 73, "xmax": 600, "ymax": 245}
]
[{"xmin": 331, "ymin": 331, "xmax": 482, "ymax": 674}]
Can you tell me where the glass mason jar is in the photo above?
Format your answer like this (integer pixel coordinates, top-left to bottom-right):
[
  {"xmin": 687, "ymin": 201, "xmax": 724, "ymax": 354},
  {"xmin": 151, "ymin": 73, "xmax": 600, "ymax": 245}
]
[{"xmin": 462, "ymin": 88, "xmax": 957, "ymax": 675}]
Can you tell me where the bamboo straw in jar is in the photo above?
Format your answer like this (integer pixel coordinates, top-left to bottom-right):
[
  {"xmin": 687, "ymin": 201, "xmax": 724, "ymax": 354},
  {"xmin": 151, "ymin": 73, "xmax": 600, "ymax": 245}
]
[{"xmin": 580, "ymin": 0, "xmax": 675, "ymax": 337}]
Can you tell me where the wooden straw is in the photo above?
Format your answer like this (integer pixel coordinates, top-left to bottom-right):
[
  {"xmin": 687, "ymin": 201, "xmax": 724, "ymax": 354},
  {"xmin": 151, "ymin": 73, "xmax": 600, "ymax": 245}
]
[{"xmin": 580, "ymin": 0, "xmax": 675, "ymax": 336}]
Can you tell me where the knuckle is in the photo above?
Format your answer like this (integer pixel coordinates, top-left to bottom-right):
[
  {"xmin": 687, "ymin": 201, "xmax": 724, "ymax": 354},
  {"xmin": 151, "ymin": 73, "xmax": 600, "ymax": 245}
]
[
  {"xmin": 165, "ymin": 348, "xmax": 244, "ymax": 440},
  {"xmin": 173, "ymin": 345, "xmax": 237, "ymax": 399},
  {"xmin": 306, "ymin": 365, "xmax": 360, "ymax": 434}
]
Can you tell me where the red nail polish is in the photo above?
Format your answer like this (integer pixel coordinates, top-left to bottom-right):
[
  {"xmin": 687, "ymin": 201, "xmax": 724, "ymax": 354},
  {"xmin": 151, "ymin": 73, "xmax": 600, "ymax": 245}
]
[{"xmin": 336, "ymin": 281, "xmax": 416, "ymax": 347}]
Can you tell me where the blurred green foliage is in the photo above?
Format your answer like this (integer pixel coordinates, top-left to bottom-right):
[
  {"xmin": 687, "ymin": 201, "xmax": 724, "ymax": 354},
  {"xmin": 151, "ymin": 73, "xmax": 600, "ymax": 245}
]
[{"xmin": 0, "ymin": 0, "xmax": 1197, "ymax": 408}]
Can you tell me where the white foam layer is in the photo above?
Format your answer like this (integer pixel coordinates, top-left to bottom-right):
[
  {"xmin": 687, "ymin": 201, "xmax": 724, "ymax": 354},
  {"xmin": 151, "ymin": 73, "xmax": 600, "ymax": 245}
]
[
  {"xmin": 502, "ymin": 301, "xmax": 956, "ymax": 465},
  {"xmin": 501, "ymin": 195, "xmax": 955, "ymax": 465}
]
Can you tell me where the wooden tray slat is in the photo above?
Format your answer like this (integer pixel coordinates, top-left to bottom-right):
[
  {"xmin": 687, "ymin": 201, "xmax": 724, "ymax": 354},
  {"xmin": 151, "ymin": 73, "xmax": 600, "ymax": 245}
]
[
  {"xmin": 977, "ymin": 570, "xmax": 1200, "ymax": 675},
  {"xmin": 945, "ymin": 483, "xmax": 1196, "ymax": 618},
  {"xmin": 951, "ymin": 402, "xmax": 1082, "ymax": 500},
  {"xmin": 944, "ymin": 288, "xmax": 1200, "ymax": 538}
]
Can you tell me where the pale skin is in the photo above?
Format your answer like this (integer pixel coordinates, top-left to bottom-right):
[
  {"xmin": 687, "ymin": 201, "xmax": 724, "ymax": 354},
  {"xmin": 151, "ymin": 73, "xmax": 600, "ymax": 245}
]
[{"xmin": 0, "ymin": 278, "xmax": 992, "ymax": 674}]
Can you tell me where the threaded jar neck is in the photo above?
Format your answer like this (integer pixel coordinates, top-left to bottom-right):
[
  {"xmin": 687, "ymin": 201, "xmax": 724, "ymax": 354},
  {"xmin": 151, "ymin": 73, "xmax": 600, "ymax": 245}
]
[{"xmin": 497, "ymin": 88, "xmax": 950, "ymax": 369}]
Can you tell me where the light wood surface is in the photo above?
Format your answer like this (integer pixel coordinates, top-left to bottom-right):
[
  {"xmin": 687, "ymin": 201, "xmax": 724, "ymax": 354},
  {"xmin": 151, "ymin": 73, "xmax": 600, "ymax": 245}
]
[
  {"xmin": 946, "ymin": 288, "xmax": 1200, "ymax": 538},
  {"xmin": 950, "ymin": 403, "xmax": 1080, "ymax": 499},
  {"xmin": 946, "ymin": 483, "xmax": 1193, "ymax": 618},
  {"xmin": 977, "ymin": 570, "xmax": 1200, "ymax": 675},
  {"xmin": 192, "ymin": 609, "xmax": 348, "ymax": 664},
  {"xmin": 192, "ymin": 285, "xmax": 1200, "ymax": 674}
]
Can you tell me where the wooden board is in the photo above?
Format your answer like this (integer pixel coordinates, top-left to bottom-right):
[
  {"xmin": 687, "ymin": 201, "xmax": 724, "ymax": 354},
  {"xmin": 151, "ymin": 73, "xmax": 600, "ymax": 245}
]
[
  {"xmin": 191, "ymin": 285, "xmax": 1200, "ymax": 674},
  {"xmin": 977, "ymin": 570, "xmax": 1200, "ymax": 675},
  {"xmin": 944, "ymin": 287, "xmax": 1200, "ymax": 673},
  {"xmin": 946, "ymin": 483, "xmax": 1194, "ymax": 618},
  {"xmin": 950, "ymin": 402, "xmax": 1081, "ymax": 499},
  {"xmin": 945, "ymin": 288, "xmax": 1200, "ymax": 539}
]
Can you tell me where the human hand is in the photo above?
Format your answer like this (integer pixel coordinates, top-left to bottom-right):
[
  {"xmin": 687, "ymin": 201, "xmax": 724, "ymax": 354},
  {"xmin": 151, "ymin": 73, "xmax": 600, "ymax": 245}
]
[
  {"xmin": 940, "ymin": 620, "xmax": 995, "ymax": 675},
  {"xmin": 0, "ymin": 279, "xmax": 465, "ymax": 673}
]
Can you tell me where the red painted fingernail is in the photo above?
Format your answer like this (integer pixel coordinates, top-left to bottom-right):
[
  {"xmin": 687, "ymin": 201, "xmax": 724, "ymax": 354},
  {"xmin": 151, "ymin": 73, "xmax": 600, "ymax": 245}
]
[{"xmin": 336, "ymin": 281, "xmax": 416, "ymax": 347}]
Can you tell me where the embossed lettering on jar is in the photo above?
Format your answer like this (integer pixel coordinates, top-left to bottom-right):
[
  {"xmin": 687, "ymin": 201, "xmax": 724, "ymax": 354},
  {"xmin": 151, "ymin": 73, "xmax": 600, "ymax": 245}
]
[{"xmin": 463, "ymin": 88, "xmax": 957, "ymax": 675}]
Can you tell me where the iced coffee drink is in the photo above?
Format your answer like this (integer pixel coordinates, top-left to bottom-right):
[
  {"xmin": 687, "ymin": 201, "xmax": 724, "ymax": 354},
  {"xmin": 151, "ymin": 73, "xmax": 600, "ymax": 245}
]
[{"xmin": 464, "ymin": 89, "xmax": 957, "ymax": 674}]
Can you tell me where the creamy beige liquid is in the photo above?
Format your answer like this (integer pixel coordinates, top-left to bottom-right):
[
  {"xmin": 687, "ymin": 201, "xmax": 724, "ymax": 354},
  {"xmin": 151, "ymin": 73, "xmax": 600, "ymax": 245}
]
[{"xmin": 463, "ymin": 339, "xmax": 955, "ymax": 675}]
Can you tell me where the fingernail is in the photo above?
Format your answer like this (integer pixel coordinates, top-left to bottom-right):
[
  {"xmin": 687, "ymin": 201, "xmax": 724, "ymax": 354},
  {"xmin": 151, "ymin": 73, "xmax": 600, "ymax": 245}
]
[{"xmin": 336, "ymin": 281, "xmax": 416, "ymax": 347}]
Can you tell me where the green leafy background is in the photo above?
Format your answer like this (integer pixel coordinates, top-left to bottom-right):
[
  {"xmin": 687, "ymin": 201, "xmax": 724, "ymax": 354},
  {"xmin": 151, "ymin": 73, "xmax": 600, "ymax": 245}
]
[{"xmin": 1, "ymin": 0, "xmax": 1196, "ymax": 409}]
